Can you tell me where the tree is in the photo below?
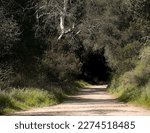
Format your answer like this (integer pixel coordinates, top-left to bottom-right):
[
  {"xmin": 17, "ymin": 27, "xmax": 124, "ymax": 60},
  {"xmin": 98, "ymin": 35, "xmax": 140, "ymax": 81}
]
[
  {"xmin": 0, "ymin": 7, "xmax": 20, "ymax": 62},
  {"xmin": 35, "ymin": 0, "xmax": 85, "ymax": 40},
  {"xmin": 0, "ymin": 7, "xmax": 20, "ymax": 89}
]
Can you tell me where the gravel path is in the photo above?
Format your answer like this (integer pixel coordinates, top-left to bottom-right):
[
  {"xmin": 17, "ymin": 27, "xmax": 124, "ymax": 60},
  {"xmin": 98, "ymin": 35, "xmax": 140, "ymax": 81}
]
[{"xmin": 11, "ymin": 85, "xmax": 150, "ymax": 116}]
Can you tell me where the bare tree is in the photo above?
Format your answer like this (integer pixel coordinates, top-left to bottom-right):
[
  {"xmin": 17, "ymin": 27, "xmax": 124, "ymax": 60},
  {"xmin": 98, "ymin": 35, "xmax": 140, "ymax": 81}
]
[{"xmin": 35, "ymin": 0, "xmax": 81, "ymax": 40}]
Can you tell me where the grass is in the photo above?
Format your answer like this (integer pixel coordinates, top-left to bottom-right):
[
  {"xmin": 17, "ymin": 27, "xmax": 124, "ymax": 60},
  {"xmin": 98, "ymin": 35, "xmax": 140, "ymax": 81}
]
[
  {"xmin": 109, "ymin": 79, "xmax": 150, "ymax": 109},
  {"xmin": 133, "ymin": 82, "xmax": 150, "ymax": 109},
  {"xmin": 0, "ymin": 80, "xmax": 84, "ymax": 115},
  {"xmin": 75, "ymin": 80, "xmax": 91, "ymax": 88},
  {"xmin": 0, "ymin": 87, "xmax": 65, "ymax": 115},
  {"xmin": 108, "ymin": 46, "xmax": 150, "ymax": 109}
]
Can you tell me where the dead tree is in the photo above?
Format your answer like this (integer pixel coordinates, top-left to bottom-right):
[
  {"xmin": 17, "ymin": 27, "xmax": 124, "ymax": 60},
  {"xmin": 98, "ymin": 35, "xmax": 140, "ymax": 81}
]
[{"xmin": 35, "ymin": 0, "xmax": 81, "ymax": 40}]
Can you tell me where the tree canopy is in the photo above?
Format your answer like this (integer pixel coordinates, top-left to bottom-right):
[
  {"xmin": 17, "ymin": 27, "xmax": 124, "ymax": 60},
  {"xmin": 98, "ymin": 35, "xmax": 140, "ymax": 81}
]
[{"xmin": 0, "ymin": 0, "xmax": 150, "ymax": 92}]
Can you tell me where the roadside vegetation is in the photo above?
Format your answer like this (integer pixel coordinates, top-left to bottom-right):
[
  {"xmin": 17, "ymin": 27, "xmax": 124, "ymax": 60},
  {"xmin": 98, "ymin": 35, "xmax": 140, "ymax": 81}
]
[
  {"xmin": 75, "ymin": 80, "xmax": 91, "ymax": 88},
  {"xmin": 0, "ymin": 88, "xmax": 59, "ymax": 114},
  {"xmin": 0, "ymin": 82, "xmax": 81, "ymax": 115},
  {"xmin": 0, "ymin": 0, "xmax": 150, "ymax": 114},
  {"xmin": 106, "ymin": 0, "xmax": 150, "ymax": 108},
  {"xmin": 109, "ymin": 45, "xmax": 150, "ymax": 108}
]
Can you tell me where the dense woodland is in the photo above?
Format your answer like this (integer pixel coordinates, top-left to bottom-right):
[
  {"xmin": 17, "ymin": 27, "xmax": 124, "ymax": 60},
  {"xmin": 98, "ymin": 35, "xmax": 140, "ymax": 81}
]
[{"xmin": 0, "ymin": 0, "xmax": 150, "ymax": 113}]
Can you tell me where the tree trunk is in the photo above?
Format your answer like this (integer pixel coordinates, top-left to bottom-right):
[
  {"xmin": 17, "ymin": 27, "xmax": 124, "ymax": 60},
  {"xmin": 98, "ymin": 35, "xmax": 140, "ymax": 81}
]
[{"xmin": 58, "ymin": 0, "xmax": 69, "ymax": 40}]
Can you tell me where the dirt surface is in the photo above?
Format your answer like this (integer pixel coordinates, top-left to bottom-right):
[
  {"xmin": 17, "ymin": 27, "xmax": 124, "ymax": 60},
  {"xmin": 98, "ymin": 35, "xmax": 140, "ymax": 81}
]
[{"xmin": 10, "ymin": 85, "xmax": 150, "ymax": 116}]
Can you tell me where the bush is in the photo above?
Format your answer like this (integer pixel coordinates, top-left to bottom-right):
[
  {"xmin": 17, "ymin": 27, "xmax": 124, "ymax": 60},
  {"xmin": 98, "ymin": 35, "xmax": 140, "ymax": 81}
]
[
  {"xmin": 0, "ymin": 92, "xmax": 13, "ymax": 109},
  {"xmin": 0, "ymin": 88, "xmax": 62, "ymax": 114},
  {"xmin": 42, "ymin": 49, "xmax": 82, "ymax": 83},
  {"xmin": 9, "ymin": 88, "xmax": 55, "ymax": 107},
  {"xmin": 109, "ymin": 46, "xmax": 150, "ymax": 107},
  {"xmin": 139, "ymin": 81, "xmax": 150, "ymax": 106},
  {"xmin": 0, "ymin": 64, "xmax": 14, "ymax": 90},
  {"xmin": 0, "ymin": 8, "xmax": 20, "ymax": 58}
]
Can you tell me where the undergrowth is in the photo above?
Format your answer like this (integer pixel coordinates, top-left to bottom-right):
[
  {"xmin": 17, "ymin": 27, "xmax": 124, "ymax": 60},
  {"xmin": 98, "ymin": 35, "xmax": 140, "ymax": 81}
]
[
  {"xmin": 0, "ymin": 88, "xmax": 63, "ymax": 115},
  {"xmin": 75, "ymin": 80, "xmax": 91, "ymax": 88},
  {"xmin": 109, "ymin": 46, "xmax": 150, "ymax": 108},
  {"xmin": 0, "ymin": 81, "xmax": 83, "ymax": 115}
]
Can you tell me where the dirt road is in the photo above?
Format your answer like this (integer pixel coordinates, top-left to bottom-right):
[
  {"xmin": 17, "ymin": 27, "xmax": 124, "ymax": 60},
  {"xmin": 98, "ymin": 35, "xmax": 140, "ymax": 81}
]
[{"xmin": 11, "ymin": 85, "xmax": 150, "ymax": 116}]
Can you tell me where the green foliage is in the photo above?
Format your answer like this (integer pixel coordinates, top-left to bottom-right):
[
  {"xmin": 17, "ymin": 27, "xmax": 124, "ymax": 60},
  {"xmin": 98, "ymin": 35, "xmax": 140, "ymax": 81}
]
[
  {"xmin": 124, "ymin": 0, "xmax": 150, "ymax": 20},
  {"xmin": 42, "ymin": 41, "xmax": 82, "ymax": 83},
  {"xmin": 9, "ymin": 89, "xmax": 53, "ymax": 106},
  {"xmin": 0, "ymin": 0, "xmax": 150, "ymax": 112},
  {"xmin": 96, "ymin": 0, "xmax": 149, "ymax": 75},
  {"xmin": 139, "ymin": 81, "xmax": 150, "ymax": 107},
  {"xmin": 0, "ymin": 88, "xmax": 63, "ymax": 114},
  {"xmin": 0, "ymin": 8, "xmax": 20, "ymax": 59},
  {"xmin": 0, "ymin": 80, "xmax": 82, "ymax": 114},
  {"xmin": 0, "ymin": 65, "xmax": 14, "ymax": 90},
  {"xmin": 0, "ymin": 92, "xmax": 13, "ymax": 111},
  {"xmin": 109, "ymin": 46, "xmax": 150, "ymax": 107},
  {"xmin": 75, "ymin": 80, "xmax": 91, "ymax": 88}
]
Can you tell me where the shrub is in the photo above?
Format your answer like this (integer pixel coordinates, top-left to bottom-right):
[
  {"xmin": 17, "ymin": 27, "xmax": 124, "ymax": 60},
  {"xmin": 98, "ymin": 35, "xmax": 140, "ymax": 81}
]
[
  {"xmin": 0, "ymin": 64, "xmax": 14, "ymax": 90},
  {"xmin": 0, "ymin": 88, "xmax": 62, "ymax": 114},
  {"xmin": 110, "ymin": 46, "xmax": 150, "ymax": 107},
  {"xmin": 0, "ymin": 92, "xmax": 13, "ymax": 109},
  {"xmin": 140, "ymin": 81, "xmax": 150, "ymax": 105},
  {"xmin": 0, "ymin": 8, "xmax": 20, "ymax": 58},
  {"xmin": 42, "ymin": 49, "xmax": 82, "ymax": 83}
]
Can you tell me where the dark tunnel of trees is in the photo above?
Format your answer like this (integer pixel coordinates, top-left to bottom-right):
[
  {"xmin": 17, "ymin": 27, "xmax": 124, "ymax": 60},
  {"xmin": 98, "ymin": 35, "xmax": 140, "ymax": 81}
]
[{"xmin": 81, "ymin": 50, "xmax": 111, "ymax": 83}]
